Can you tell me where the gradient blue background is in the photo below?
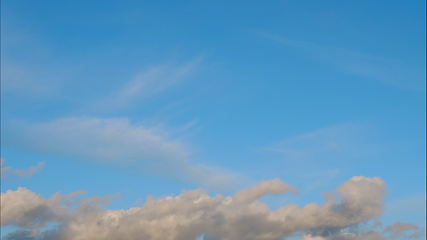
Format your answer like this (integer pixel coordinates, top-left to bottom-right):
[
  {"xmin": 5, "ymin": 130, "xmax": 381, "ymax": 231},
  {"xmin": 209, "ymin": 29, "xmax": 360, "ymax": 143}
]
[{"xmin": 1, "ymin": 0, "xmax": 425, "ymax": 237}]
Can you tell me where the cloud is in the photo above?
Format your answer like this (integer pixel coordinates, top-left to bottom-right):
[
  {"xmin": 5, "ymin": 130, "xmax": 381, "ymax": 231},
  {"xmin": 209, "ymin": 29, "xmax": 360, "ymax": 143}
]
[
  {"xmin": 0, "ymin": 187, "xmax": 68, "ymax": 228},
  {"xmin": 232, "ymin": 178, "xmax": 297, "ymax": 203},
  {"xmin": 260, "ymin": 33, "xmax": 426, "ymax": 91},
  {"xmin": 89, "ymin": 57, "xmax": 203, "ymax": 111},
  {"xmin": 262, "ymin": 123, "xmax": 372, "ymax": 182},
  {"xmin": 3, "ymin": 117, "xmax": 236, "ymax": 189},
  {"xmin": 384, "ymin": 222, "xmax": 420, "ymax": 238},
  {"xmin": 303, "ymin": 232, "xmax": 386, "ymax": 240},
  {"xmin": 0, "ymin": 176, "xmax": 396, "ymax": 240},
  {"xmin": 265, "ymin": 123, "xmax": 364, "ymax": 161},
  {"xmin": 1, "ymin": 159, "xmax": 45, "ymax": 178},
  {"xmin": 303, "ymin": 234, "xmax": 328, "ymax": 240},
  {"xmin": 118, "ymin": 58, "xmax": 201, "ymax": 101}
]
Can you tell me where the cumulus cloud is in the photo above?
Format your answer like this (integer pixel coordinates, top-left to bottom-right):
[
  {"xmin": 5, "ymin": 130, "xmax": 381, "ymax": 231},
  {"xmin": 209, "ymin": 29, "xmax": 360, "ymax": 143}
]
[
  {"xmin": 1, "ymin": 187, "xmax": 67, "ymax": 228},
  {"xmin": 1, "ymin": 159, "xmax": 45, "ymax": 178},
  {"xmin": 1, "ymin": 176, "xmax": 409, "ymax": 240},
  {"xmin": 304, "ymin": 232, "xmax": 386, "ymax": 240},
  {"xmin": 232, "ymin": 178, "xmax": 297, "ymax": 203},
  {"xmin": 3, "ymin": 117, "xmax": 236, "ymax": 189}
]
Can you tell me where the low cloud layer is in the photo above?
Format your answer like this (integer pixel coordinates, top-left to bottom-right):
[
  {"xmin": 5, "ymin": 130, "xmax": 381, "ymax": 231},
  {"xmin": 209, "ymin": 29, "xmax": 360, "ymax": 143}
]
[
  {"xmin": 1, "ymin": 159, "xmax": 45, "ymax": 178},
  {"xmin": 3, "ymin": 176, "xmax": 421, "ymax": 240},
  {"xmin": 3, "ymin": 117, "xmax": 236, "ymax": 189}
]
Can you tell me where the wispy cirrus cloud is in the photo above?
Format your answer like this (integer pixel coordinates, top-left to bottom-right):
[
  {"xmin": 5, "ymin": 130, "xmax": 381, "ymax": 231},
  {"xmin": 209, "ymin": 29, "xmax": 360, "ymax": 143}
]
[
  {"xmin": 3, "ymin": 117, "xmax": 236, "ymax": 190},
  {"xmin": 2, "ymin": 55, "xmax": 233, "ymax": 189},
  {"xmin": 260, "ymin": 33, "xmax": 426, "ymax": 91},
  {"xmin": 117, "ymin": 58, "xmax": 202, "ymax": 103},
  {"xmin": 263, "ymin": 123, "xmax": 368, "ymax": 167},
  {"xmin": 0, "ymin": 159, "xmax": 45, "ymax": 178},
  {"xmin": 87, "ymin": 57, "xmax": 204, "ymax": 112}
]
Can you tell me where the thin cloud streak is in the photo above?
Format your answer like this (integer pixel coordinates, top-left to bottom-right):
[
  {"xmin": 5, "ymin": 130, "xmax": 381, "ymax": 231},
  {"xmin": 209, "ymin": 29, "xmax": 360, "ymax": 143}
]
[
  {"xmin": 260, "ymin": 33, "xmax": 426, "ymax": 91},
  {"xmin": 87, "ymin": 57, "xmax": 204, "ymax": 112},
  {"xmin": 264, "ymin": 123, "xmax": 364, "ymax": 160},
  {"xmin": 0, "ymin": 159, "xmax": 45, "ymax": 178}
]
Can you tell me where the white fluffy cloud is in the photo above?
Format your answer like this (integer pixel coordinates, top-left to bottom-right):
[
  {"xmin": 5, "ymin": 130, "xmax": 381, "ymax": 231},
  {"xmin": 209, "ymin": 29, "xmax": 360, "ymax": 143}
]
[
  {"xmin": 0, "ymin": 187, "xmax": 67, "ymax": 228},
  {"xmin": 4, "ymin": 117, "xmax": 236, "ymax": 189},
  {"xmin": 2, "ymin": 176, "xmax": 410, "ymax": 240}
]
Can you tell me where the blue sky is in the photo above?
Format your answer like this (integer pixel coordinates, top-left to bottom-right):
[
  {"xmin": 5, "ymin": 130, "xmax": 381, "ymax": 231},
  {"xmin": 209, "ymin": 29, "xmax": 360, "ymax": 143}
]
[{"xmin": 1, "ymin": 1, "xmax": 426, "ymax": 239}]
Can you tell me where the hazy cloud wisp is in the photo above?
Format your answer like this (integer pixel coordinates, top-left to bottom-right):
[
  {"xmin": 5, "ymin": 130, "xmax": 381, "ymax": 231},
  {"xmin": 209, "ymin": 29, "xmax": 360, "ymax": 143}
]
[
  {"xmin": 261, "ymin": 33, "xmax": 426, "ymax": 91},
  {"xmin": 3, "ymin": 117, "xmax": 236, "ymax": 189}
]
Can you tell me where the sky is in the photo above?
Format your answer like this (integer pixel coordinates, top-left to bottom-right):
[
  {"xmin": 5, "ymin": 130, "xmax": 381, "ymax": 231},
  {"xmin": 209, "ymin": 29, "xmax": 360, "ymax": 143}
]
[{"xmin": 0, "ymin": 1, "xmax": 426, "ymax": 240}]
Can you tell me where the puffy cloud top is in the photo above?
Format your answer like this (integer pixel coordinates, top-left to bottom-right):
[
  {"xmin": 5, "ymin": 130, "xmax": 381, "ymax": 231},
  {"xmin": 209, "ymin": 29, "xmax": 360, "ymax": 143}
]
[{"xmin": 0, "ymin": 176, "xmax": 401, "ymax": 240}]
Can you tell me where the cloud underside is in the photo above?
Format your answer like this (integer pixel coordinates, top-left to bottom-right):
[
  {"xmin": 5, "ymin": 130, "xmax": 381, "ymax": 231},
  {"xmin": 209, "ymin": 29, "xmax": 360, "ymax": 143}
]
[{"xmin": 1, "ymin": 176, "xmax": 406, "ymax": 240}]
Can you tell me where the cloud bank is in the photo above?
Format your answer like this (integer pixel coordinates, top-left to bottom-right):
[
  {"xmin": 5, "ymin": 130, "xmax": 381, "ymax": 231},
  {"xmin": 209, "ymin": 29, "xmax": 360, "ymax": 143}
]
[{"xmin": 3, "ymin": 176, "xmax": 421, "ymax": 240}]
